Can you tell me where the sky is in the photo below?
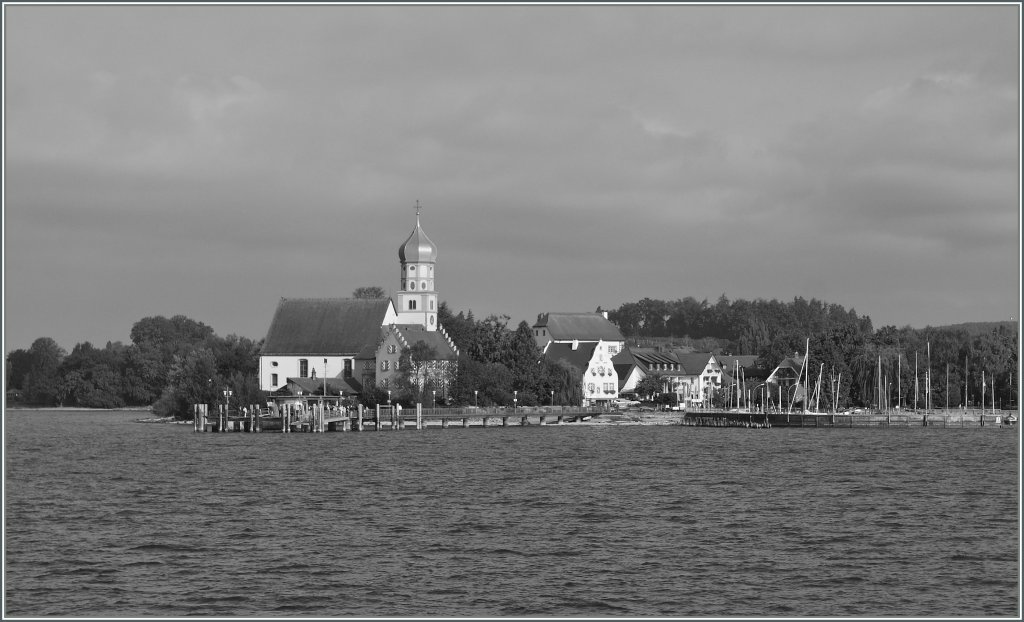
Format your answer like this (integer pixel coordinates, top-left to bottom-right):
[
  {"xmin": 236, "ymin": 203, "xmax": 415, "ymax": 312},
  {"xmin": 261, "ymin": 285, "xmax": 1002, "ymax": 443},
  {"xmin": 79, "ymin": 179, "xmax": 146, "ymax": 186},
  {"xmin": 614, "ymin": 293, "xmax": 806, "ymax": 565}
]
[{"xmin": 3, "ymin": 3, "xmax": 1021, "ymax": 354}]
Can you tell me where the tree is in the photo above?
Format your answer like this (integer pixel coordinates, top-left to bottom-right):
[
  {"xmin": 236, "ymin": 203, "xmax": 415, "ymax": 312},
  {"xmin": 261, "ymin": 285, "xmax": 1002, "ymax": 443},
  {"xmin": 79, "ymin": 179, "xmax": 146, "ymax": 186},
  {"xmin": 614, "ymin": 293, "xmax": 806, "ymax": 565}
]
[
  {"xmin": 394, "ymin": 341, "xmax": 441, "ymax": 403},
  {"xmin": 152, "ymin": 348, "xmax": 220, "ymax": 419},
  {"xmin": 22, "ymin": 337, "xmax": 66, "ymax": 405},
  {"xmin": 6, "ymin": 348, "xmax": 32, "ymax": 390},
  {"xmin": 507, "ymin": 321, "xmax": 543, "ymax": 403},
  {"xmin": 635, "ymin": 373, "xmax": 664, "ymax": 400},
  {"xmin": 353, "ymin": 286, "xmax": 386, "ymax": 299}
]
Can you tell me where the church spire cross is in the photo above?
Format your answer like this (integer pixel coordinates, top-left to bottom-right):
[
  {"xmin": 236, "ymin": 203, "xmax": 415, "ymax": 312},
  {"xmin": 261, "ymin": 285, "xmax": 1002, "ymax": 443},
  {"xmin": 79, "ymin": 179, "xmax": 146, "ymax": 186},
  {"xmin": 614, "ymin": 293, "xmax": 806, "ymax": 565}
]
[{"xmin": 415, "ymin": 200, "xmax": 421, "ymax": 217}]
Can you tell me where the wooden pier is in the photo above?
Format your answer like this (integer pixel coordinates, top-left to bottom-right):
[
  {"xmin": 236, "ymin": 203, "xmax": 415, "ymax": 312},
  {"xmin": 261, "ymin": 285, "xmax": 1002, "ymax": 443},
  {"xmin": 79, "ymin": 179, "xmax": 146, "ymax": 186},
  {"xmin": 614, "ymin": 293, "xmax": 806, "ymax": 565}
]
[
  {"xmin": 193, "ymin": 403, "xmax": 605, "ymax": 433},
  {"xmin": 682, "ymin": 409, "xmax": 1010, "ymax": 428}
]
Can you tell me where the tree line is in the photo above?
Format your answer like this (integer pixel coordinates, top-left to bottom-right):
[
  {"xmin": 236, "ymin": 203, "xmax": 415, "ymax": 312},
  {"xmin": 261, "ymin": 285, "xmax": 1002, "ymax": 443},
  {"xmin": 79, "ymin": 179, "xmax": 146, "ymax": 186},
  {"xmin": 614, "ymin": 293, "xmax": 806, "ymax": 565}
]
[
  {"xmin": 606, "ymin": 295, "xmax": 1017, "ymax": 410},
  {"xmin": 6, "ymin": 315, "xmax": 263, "ymax": 415},
  {"xmin": 6, "ymin": 293, "xmax": 1018, "ymax": 417}
]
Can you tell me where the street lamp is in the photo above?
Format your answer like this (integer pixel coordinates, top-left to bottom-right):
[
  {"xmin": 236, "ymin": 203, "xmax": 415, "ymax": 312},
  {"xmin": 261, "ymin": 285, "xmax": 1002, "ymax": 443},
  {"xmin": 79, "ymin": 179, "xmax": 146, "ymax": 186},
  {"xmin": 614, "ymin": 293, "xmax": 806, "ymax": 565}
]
[
  {"xmin": 474, "ymin": 390, "xmax": 478, "ymax": 408},
  {"xmin": 753, "ymin": 383, "xmax": 766, "ymax": 412},
  {"xmin": 388, "ymin": 390, "xmax": 392, "ymax": 409},
  {"xmin": 222, "ymin": 388, "xmax": 232, "ymax": 433},
  {"xmin": 514, "ymin": 390, "xmax": 518, "ymax": 412},
  {"xmin": 551, "ymin": 390, "xmax": 555, "ymax": 406},
  {"xmin": 432, "ymin": 389, "xmax": 436, "ymax": 410}
]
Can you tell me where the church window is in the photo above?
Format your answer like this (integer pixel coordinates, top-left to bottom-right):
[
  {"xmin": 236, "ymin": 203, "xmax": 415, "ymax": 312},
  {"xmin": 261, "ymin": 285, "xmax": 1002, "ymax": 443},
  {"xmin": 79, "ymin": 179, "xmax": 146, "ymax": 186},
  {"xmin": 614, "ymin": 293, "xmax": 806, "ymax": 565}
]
[
  {"xmin": 299, "ymin": 359, "xmax": 309, "ymax": 378},
  {"xmin": 429, "ymin": 266, "xmax": 433, "ymax": 276},
  {"xmin": 410, "ymin": 281, "xmax": 416, "ymax": 290},
  {"xmin": 381, "ymin": 360, "xmax": 389, "ymax": 371},
  {"xmin": 409, "ymin": 300, "xmax": 417, "ymax": 310},
  {"xmin": 408, "ymin": 265, "xmax": 416, "ymax": 274},
  {"xmin": 430, "ymin": 315, "xmax": 435, "ymax": 326},
  {"xmin": 420, "ymin": 280, "xmax": 427, "ymax": 290},
  {"xmin": 271, "ymin": 373, "xmax": 278, "ymax": 386},
  {"xmin": 430, "ymin": 299, "xmax": 434, "ymax": 310}
]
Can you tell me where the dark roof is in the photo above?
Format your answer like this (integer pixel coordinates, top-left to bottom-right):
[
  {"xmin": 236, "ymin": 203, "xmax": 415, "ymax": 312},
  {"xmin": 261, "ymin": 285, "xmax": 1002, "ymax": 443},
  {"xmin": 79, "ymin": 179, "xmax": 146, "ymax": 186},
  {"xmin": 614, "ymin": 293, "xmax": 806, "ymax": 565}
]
[
  {"xmin": 262, "ymin": 298, "xmax": 392, "ymax": 355},
  {"xmin": 533, "ymin": 312, "xmax": 624, "ymax": 342},
  {"xmin": 277, "ymin": 376, "xmax": 363, "ymax": 396},
  {"xmin": 718, "ymin": 355, "xmax": 759, "ymax": 369},
  {"xmin": 543, "ymin": 341, "xmax": 599, "ymax": 371},
  {"xmin": 674, "ymin": 352, "xmax": 719, "ymax": 375},
  {"xmin": 390, "ymin": 324, "xmax": 458, "ymax": 360}
]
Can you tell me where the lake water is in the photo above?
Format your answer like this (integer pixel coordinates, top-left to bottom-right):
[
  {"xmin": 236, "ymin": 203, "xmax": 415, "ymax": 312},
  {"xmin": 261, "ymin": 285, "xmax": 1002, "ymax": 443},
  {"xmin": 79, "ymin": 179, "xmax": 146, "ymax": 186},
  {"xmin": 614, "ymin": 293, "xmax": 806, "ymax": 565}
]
[{"xmin": 4, "ymin": 409, "xmax": 1019, "ymax": 617}]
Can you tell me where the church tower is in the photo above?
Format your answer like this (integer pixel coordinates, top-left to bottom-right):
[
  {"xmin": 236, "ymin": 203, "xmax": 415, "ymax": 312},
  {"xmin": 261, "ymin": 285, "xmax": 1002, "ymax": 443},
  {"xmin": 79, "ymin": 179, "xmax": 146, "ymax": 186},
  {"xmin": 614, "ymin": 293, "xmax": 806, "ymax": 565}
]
[{"xmin": 393, "ymin": 203, "xmax": 439, "ymax": 330}]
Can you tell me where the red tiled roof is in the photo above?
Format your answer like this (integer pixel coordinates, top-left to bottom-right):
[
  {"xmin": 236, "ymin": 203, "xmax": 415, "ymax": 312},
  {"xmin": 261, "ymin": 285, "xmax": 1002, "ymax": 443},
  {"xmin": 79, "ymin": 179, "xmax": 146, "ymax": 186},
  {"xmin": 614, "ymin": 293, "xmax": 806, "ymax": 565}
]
[
  {"xmin": 533, "ymin": 312, "xmax": 624, "ymax": 342},
  {"xmin": 262, "ymin": 298, "xmax": 392, "ymax": 355}
]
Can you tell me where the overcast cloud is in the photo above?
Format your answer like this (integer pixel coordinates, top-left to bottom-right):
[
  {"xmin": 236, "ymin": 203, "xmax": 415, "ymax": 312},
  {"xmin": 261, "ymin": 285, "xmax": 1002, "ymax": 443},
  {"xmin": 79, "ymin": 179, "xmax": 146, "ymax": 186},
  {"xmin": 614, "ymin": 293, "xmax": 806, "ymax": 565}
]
[{"xmin": 3, "ymin": 4, "xmax": 1020, "ymax": 352}]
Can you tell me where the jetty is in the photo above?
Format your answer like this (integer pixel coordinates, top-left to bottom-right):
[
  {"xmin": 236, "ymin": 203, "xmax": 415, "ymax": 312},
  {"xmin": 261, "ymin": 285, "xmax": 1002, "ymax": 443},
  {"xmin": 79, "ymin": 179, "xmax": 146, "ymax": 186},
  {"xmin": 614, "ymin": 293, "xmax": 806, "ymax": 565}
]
[
  {"xmin": 681, "ymin": 409, "xmax": 1011, "ymax": 428},
  {"xmin": 192, "ymin": 402, "xmax": 605, "ymax": 433}
]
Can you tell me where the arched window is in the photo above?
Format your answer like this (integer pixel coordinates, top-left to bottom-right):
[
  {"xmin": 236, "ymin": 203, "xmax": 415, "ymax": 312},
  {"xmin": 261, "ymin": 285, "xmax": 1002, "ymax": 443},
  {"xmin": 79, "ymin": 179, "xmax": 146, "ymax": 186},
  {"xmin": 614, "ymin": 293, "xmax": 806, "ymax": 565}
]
[{"xmin": 409, "ymin": 300, "xmax": 417, "ymax": 310}]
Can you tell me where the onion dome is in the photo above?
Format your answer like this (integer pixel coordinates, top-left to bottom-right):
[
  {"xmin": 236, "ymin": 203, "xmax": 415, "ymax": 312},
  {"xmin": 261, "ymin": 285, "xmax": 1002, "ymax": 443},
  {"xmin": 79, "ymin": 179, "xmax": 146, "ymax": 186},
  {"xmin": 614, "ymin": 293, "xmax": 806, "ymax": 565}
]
[{"xmin": 398, "ymin": 213, "xmax": 437, "ymax": 263}]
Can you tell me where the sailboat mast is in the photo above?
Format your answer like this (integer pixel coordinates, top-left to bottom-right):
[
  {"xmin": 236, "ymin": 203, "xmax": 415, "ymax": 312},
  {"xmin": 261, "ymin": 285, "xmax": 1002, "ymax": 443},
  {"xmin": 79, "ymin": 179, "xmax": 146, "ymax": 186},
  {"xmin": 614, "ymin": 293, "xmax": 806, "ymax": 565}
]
[
  {"xmin": 927, "ymin": 342, "xmax": 931, "ymax": 414},
  {"xmin": 816, "ymin": 363, "xmax": 823, "ymax": 413},
  {"xmin": 804, "ymin": 338, "xmax": 810, "ymax": 414},
  {"xmin": 836, "ymin": 372, "xmax": 841, "ymax": 412},
  {"xmin": 898, "ymin": 353, "xmax": 902, "ymax": 410},
  {"xmin": 915, "ymin": 352, "xmax": 919, "ymax": 411}
]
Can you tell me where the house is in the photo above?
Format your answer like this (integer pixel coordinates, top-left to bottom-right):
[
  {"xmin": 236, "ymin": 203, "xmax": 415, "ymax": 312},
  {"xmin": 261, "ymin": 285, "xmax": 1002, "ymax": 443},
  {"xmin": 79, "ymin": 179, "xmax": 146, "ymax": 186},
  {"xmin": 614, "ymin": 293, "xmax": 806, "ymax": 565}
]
[
  {"xmin": 543, "ymin": 339, "xmax": 619, "ymax": 406},
  {"xmin": 532, "ymin": 312, "xmax": 625, "ymax": 354},
  {"xmin": 673, "ymin": 352, "xmax": 726, "ymax": 407},
  {"xmin": 612, "ymin": 347, "xmax": 728, "ymax": 408},
  {"xmin": 258, "ymin": 208, "xmax": 457, "ymax": 401}
]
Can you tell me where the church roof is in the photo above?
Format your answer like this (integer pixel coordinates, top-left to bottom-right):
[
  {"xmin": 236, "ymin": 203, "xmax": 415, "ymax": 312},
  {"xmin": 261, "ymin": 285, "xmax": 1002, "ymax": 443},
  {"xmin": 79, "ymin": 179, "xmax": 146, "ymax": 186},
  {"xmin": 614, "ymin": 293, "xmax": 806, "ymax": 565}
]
[
  {"xmin": 533, "ymin": 312, "xmax": 625, "ymax": 342},
  {"xmin": 262, "ymin": 298, "xmax": 392, "ymax": 355},
  {"xmin": 398, "ymin": 214, "xmax": 437, "ymax": 263}
]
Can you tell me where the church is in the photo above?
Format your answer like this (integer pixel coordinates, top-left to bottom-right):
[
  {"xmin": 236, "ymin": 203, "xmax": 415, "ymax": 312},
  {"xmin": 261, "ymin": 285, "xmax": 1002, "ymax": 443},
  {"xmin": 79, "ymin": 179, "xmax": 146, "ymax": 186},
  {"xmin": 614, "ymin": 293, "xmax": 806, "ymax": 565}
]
[{"xmin": 257, "ymin": 208, "xmax": 459, "ymax": 401}]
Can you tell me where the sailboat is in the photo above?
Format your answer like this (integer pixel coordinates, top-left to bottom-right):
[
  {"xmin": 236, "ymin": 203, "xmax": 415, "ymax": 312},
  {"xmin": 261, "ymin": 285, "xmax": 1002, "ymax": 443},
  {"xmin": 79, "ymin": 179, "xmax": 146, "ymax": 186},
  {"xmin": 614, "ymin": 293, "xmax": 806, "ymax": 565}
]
[{"xmin": 790, "ymin": 338, "xmax": 829, "ymax": 416}]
